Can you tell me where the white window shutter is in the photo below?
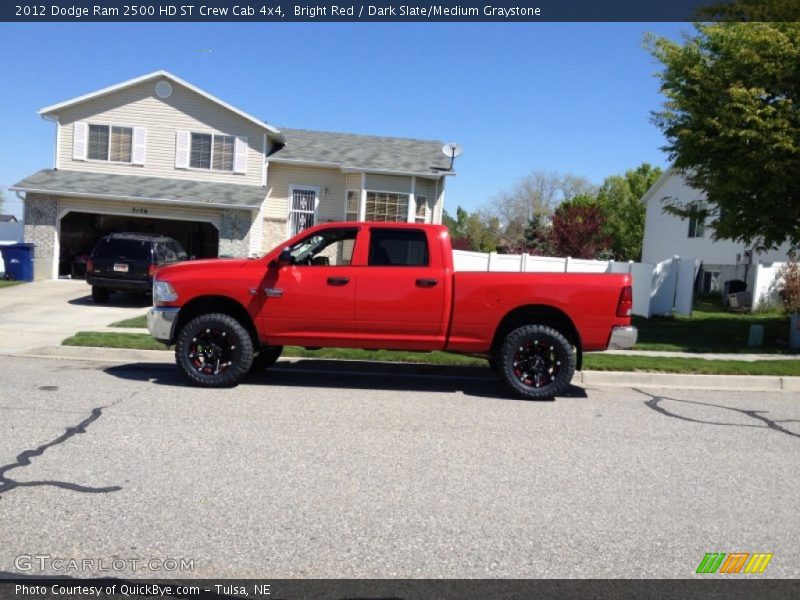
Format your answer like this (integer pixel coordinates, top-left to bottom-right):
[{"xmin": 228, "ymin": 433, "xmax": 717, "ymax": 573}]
[
  {"xmin": 175, "ymin": 130, "xmax": 190, "ymax": 168},
  {"xmin": 73, "ymin": 122, "xmax": 88, "ymax": 160},
  {"xmin": 234, "ymin": 136, "xmax": 248, "ymax": 174},
  {"xmin": 132, "ymin": 127, "xmax": 147, "ymax": 165}
]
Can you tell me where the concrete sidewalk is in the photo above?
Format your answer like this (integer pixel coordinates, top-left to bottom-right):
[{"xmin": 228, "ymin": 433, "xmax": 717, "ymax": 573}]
[
  {"xmin": 11, "ymin": 345, "xmax": 800, "ymax": 392},
  {"xmin": 607, "ymin": 349, "xmax": 799, "ymax": 362}
]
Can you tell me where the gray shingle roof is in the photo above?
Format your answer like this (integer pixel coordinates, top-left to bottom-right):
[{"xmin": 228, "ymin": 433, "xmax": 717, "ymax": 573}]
[
  {"xmin": 271, "ymin": 128, "xmax": 453, "ymax": 176},
  {"xmin": 11, "ymin": 169, "xmax": 265, "ymax": 209}
]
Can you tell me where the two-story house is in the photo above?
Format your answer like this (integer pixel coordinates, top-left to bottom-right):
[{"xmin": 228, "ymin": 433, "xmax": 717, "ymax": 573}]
[
  {"xmin": 641, "ymin": 167, "xmax": 793, "ymax": 294},
  {"xmin": 11, "ymin": 71, "xmax": 453, "ymax": 280}
]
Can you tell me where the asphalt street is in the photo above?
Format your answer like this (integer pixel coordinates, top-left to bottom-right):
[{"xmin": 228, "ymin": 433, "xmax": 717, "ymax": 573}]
[{"xmin": 0, "ymin": 355, "xmax": 798, "ymax": 579}]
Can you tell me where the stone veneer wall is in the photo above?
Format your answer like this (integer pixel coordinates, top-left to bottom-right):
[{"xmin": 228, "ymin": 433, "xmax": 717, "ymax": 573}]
[
  {"xmin": 23, "ymin": 194, "xmax": 58, "ymax": 280},
  {"xmin": 218, "ymin": 209, "xmax": 252, "ymax": 257},
  {"xmin": 263, "ymin": 218, "xmax": 287, "ymax": 253}
]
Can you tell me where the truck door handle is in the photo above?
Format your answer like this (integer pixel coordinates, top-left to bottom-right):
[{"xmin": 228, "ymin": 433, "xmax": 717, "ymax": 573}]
[
  {"xmin": 327, "ymin": 277, "xmax": 350, "ymax": 286},
  {"xmin": 416, "ymin": 278, "xmax": 439, "ymax": 287}
]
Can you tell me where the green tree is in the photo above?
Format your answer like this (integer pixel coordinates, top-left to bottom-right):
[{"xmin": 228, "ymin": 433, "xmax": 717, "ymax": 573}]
[
  {"xmin": 596, "ymin": 163, "xmax": 662, "ymax": 260},
  {"xmin": 442, "ymin": 206, "xmax": 501, "ymax": 253},
  {"xmin": 647, "ymin": 22, "xmax": 800, "ymax": 251}
]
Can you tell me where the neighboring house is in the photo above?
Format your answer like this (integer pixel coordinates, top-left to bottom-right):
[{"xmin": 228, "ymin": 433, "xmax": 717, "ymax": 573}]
[
  {"xmin": 641, "ymin": 167, "xmax": 793, "ymax": 295},
  {"xmin": 0, "ymin": 215, "xmax": 18, "ymax": 223},
  {"xmin": 11, "ymin": 71, "xmax": 454, "ymax": 280}
]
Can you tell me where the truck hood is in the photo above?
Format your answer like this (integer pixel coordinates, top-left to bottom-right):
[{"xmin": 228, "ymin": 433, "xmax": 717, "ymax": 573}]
[{"xmin": 155, "ymin": 258, "xmax": 253, "ymax": 279}]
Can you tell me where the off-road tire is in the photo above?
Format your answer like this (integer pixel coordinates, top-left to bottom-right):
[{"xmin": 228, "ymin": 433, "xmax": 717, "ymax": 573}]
[
  {"xmin": 249, "ymin": 345, "xmax": 284, "ymax": 373},
  {"xmin": 91, "ymin": 286, "xmax": 110, "ymax": 303},
  {"xmin": 175, "ymin": 313, "xmax": 254, "ymax": 387},
  {"xmin": 496, "ymin": 324, "xmax": 576, "ymax": 400}
]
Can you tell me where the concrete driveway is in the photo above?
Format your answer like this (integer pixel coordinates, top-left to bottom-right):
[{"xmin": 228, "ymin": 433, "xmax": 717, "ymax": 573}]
[{"xmin": 0, "ymin": 280, "xmax": 149, "ymax": 354}]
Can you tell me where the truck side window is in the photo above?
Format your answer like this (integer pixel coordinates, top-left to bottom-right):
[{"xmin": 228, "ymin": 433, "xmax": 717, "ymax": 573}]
[
  {"xmin": 368, "ymin": 229, "xmax": 429, "ymax": 267},
  {"xmin": 287, "ymin": 228, "xmax": 357, "ymax": 266}
]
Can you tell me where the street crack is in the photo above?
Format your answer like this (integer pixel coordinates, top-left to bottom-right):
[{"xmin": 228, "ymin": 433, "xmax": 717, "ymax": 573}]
[
  {"xmin": 636, "ymin": 388, "xmax": 800, "ymax": 440},
  {"xmin": 0, "ymin": 397, "xmax": 130, "ymax": 496}
]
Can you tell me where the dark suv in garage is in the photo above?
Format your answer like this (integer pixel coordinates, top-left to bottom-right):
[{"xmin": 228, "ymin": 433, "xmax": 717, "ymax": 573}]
[{"xmin": 86, "ymin": 233, "xmax": 188, "ymax": 303}]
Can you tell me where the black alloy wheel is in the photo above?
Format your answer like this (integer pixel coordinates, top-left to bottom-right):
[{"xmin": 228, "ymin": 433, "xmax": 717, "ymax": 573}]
[
  {"xmin": 496, "ymin": 324, "xmax": 576, "ymax": 400},
  {"xmin": 175, "ymin": 313, "xmax": 253, "ymax": 387}
]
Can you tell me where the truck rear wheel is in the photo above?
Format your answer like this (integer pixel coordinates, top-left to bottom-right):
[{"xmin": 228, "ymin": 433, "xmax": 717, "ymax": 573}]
[
  {"xmin": 496, "ymin": 324, "xmax": 576, "ymax": 400},
  {"xmin": 175, "ymin": 313, "xmax": 254, "ymax": 387}
]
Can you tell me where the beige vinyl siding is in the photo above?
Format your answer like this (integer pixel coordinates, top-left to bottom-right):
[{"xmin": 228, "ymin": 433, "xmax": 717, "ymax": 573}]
[
  {"xmin": 345, "ymin": 172, "xmax": 362, "ymax": 192},
  {"xmin": 56, "ymin": 80, "xmax": 266, "ymax": 186},
  {"xmin": 364, "ymin": 173, "xmax": 412, "ymax": 194},
  {"xmin": 265, "ymin": 164, "xmax": 347, "ymax": 223},
  {"xmin": 433, "ymin": 179, "xmax": 445, "ymax": 224},
  {"xmin": 414, "ymin": 177, "xmax": 435, "ymax": 223}
]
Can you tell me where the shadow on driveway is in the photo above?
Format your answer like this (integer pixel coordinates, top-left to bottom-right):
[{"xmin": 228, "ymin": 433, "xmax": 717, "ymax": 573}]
[
  {"xmin": 68, "ymin": 293, "xmax": 151, "ymax": 308},
  {"xmin": 104, "ymin": 358, "xmax": 588, "ymax": 402}
]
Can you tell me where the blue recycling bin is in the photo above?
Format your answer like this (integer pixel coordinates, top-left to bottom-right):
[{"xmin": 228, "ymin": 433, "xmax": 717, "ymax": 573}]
[{"xmin": 1, "ymin": 243, "xmax": 35, "ymax": 281}]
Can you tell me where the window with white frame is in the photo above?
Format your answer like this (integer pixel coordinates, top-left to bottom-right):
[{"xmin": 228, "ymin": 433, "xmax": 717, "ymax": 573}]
[
  {"xmin": 288, "ymin": 187, "xmax": 318, "ymax": 237},
  {"xmin": 414, "ymin": 195, "xmax": 428, "ymax": 223},
  {"xmin": 190, "ymin": 133, "xmax": 235, "ymax": 171},
  {"xmin": 88, "ymin": 124, "xmax": 133, "ymax": 163},
  {"xmin": 345, "ymin": 190, "xmax": 360, "ymax": 221},
  {"xmin": 365, "ymin": 191, "xmax": 409, "ymax": 223},
  {"xmin": 688, "ymin": 203, "xmax": 706, "ymax": 238}
]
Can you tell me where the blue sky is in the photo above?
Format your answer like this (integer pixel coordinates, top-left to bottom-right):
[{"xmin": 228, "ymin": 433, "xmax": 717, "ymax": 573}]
[{"xmin": 0, "ymin": 22, "xmax": 689, "ymax": 218}]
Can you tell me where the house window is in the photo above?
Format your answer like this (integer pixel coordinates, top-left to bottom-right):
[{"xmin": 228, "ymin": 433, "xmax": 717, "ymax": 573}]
[
  {"xmin": 190, "ymin": 133, "xmax": 235, "ymax": 171},
  {"xmin": 345, "ymin": 190, "xmax": 360, "ymax": 221},
  {"xmin": 688, "ymin": 203, "xmax": 706, "ymax": 238},
  {"xmin": 87, "ymin": 124, "xmax": 132, "ymax": 163},
  {"xmin": 414, "ymin": 195, "xmax": 428, "ymax": 223},
  {"xmin": 288, "ymin": 186, "xmax": 318, "ymax": 237},
  {"xmin": 368, "ymin": 229, "xmax": 429, "ymax": 267},
  {"xmin": 365, "ymin": 192, "xmax": 409, "ymax": 223}
]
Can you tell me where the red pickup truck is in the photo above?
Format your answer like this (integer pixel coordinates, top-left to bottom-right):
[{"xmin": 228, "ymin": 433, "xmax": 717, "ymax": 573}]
[{"xmin": 147, "ymin": 222, "xmax": 636, "ymax": 399}]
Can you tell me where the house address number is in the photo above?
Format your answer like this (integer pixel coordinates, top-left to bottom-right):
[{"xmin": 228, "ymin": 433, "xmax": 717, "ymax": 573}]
[{"xmin": 132, "ymin": 207, "xmax": 148, "ymax": 215}]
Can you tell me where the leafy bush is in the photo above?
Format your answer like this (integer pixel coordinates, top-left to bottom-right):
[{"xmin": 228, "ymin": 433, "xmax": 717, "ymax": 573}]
[{"xmin": 776, "ymin": 254, "xmax": 800, "ymax": 315}]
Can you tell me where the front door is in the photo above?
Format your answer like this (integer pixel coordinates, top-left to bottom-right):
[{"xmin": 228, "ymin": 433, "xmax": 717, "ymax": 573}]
[{"xmin": 261, "ymin": 227, "xmax": 360, "ymax": 346}]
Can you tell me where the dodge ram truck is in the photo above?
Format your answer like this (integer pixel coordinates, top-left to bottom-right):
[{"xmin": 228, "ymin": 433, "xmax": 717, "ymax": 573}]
[{"xmin": 147, "ymin": 222, "xmax": 636, "ymax": 399}]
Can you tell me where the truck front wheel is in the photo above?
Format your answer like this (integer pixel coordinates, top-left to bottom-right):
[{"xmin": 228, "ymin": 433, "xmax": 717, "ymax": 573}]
[
  {"xmin": 496, "ymin": 324, "xmax": 576, "ymax": 400},
  {"xmin": 175, "ymin": 313, "xmax": 254, "ymax": 387}
]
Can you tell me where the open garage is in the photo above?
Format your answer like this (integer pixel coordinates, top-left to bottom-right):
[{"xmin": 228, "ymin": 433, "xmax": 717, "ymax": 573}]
[{"xmin": 58, "ymin": 211, "xmax": 219, "ymax": 278}]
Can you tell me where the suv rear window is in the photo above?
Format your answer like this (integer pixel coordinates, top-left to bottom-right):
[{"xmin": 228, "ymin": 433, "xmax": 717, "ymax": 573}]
[{"xmin": 93, "ymin": 238, "xmax": 152, "ymax": 261}]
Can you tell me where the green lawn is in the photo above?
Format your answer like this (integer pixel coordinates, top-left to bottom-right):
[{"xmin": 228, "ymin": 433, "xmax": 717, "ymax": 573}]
[
  {"xmin": 0, "ymin": 280, "xmax": 24, "ymax": 288},
  {"xmin": 633, "ymin": 298, "xmax": 793, "ymax": 354},
  {"xmin": 109, "ymin": 315, "xmax": 148, "ymax": 328},
  {"xmin": 62, "ymin": 331, "xmax": 800, "ymax": 376}
]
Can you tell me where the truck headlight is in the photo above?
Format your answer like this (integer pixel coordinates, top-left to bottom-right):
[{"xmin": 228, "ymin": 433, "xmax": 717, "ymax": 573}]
[{"xmin": 153, "ymin": 280, "xmax": 178, "ymax": 303}]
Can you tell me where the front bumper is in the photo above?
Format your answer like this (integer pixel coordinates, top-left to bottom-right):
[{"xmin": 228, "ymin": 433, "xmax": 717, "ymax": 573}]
[
  {"xmin": 608, "ymin": 325, "xmax": 638, "ymax": 349},
  {"xmin": 147, "ymin": 307, "xmax": 180, "ymax": 344}
]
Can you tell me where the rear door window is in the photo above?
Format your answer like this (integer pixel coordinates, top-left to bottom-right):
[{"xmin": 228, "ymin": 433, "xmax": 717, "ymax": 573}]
[{"xmin": 368, "ymin": 229, "xmax": 429, "ymax": 266}]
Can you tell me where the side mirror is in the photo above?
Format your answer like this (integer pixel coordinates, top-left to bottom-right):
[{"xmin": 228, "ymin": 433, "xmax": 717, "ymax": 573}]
[{"xmin": 275, "ymin": 248, "xmax": 293, "ymax": 267}]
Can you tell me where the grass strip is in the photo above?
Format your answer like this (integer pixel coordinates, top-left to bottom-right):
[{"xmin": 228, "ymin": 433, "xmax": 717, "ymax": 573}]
[{"xmin": 62, "ymin": 331, "xmax": 800, "ymax": 376}]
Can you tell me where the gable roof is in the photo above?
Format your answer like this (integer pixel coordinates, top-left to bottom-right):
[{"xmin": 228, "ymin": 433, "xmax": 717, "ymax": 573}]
[
  {"xmin": 38, "ymin": 70, "xmax": 284, "ymax": 143},
  {"xmin": 640, "ymin": 166, "xmax": 678, "ymax": 206},
  {"xmin": 270, "ymin": 128, "xmax": 454, "ymax": 177},
  {"xmin": 0, "ymin": 214, "xmax": 18, "ymax": 223}
]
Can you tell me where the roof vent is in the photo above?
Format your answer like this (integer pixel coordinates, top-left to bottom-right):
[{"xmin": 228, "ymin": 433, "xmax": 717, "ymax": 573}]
[{"xmin": 155, "ymin": 80, "xmax": 173, "ymax": 99}]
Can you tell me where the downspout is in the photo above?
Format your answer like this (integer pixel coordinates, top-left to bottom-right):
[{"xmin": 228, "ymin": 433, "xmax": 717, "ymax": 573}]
[{"xmin": 41, "ymin": 114, "xmax": 60, "ymax": 170}]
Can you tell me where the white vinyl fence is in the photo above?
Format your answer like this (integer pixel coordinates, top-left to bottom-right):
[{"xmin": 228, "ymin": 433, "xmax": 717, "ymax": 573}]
[{"xmin": 453, "ymin": 250, "xmax": 702, "ymax": 318}]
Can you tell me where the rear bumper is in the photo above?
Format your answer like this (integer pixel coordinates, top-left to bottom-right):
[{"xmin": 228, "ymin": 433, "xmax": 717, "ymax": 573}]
[
  {"xmin": 608, "ymin": 326, "xmax": 638, "ymax": 350},
  {"xmin": 87, "ymin": 275, "xmax": 152, "ymax": 292},
  {"xmin": 147, "ymin": 307, "xmax": 180, "ymax": 344}
]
